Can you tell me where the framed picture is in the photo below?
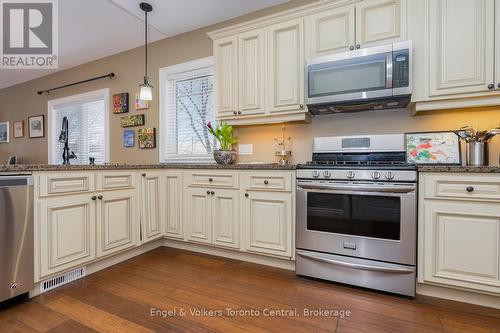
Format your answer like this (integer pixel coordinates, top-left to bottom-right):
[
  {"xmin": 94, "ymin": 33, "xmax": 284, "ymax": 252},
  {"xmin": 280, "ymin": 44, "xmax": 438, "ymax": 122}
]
[
  {"xmin": 13, "ymin": 121, "xmax": 24, "ymax": 138},
  {"xmin": 406, "ymin": 131, "xmax": 461, "ymax": 165},
  {"xmin": 0, "ymin": 122, "xmax": 9, "ymax": 143},
  {"xmin": 113, "ymin": 93, "xmax": 129, "ymax": 114},
  {"xmin": 123, "ymin": 130, "xmax": 135, "ymax": 147},
  {"xmin": 120, "ymin": 114, "xmax": 145, "ymax": 127},
  {"xmin": 28, "ymin": 115, "xmax": 45, "ymax": 138},
  {"xmin": 135, "ymin": 94, "xmax": 149, "ymax": 110},
  {"xmin": 138, "ymin": 128, "xmax": 156, "ymax": 149}
]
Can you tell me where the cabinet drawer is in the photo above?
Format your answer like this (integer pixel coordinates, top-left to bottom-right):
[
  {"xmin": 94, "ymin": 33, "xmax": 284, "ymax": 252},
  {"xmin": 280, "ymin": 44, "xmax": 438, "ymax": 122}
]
[
  {"xmin": 245, "ymin": 172, "xmax": 292, "ymax": 192},
  {"xmin": 38, "ymin": 172, "xmax": 95, "ymax": 197},
  {"xmin": 187, "ymin": 171, "xmax": 239, "ymax": 189},
  {"xmin": 423, "ymin": 174, "xmax": 500, "ymax": 201},
  {"xmin": 97, "ymin": 171, "xmax": 135, "ymax": 190}
]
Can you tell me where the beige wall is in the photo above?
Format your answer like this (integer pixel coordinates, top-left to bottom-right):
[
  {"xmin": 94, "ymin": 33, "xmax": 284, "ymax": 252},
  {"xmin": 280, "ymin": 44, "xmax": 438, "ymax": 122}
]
[{"xmin": 0, "ymin": 0, "xmax": 499, "ymax": 165}]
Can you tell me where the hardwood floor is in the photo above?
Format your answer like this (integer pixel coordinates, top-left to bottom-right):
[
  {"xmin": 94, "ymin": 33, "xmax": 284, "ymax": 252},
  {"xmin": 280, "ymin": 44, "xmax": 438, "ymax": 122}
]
[{"xmin": 1, "ymin": 247, "xmax": 499, "ymax": 333}]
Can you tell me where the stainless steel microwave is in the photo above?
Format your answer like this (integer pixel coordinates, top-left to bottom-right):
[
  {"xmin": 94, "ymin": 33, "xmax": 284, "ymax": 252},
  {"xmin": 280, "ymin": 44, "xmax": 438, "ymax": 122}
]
[{"xmin": 306, "ymin": 41, "xmax": 412, "ymax": 115}]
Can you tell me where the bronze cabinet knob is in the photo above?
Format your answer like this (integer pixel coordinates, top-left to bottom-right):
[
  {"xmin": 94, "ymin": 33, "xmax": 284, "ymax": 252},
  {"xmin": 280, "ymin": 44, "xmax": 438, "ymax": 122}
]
[
  {"xmin": 244, "ymin": 193, "xmax": 249, "ymax": 198},
  {"xmin": 98, "ymin": 195, "xmax": 103, "ymax": 200},
  {"xmin": 91, "ymin": 196, "xmax": 97, "ymax": 201},
  {"xmin": 264, "ymin": 180, "xmax": 269, "ymax": 185}
]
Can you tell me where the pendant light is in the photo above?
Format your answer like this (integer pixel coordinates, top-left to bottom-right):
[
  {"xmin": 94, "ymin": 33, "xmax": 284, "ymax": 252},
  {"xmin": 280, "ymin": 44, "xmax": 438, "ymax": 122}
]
[{"xmin": 139, "ymin": 2, "xmax": 153, "ymax": 101}]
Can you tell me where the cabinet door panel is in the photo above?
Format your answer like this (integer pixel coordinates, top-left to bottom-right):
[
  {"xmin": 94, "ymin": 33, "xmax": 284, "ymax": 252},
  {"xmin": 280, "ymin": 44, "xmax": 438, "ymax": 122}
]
[
  {"xmin": 141, "ymin": 172, "xmax": 162, "ymax": 242},
  {"xmin": 214, "ymin": 36, "xmax": 238, "ymax": 118},
  {"xmin": 212, "ymin": 189, "xmax": 239, "ymax": 249},
  {"xmin": 97, "ymin": 190, "xmax": 136, "ymax": 257},
  {"xmin": 355, "ymin": 0, "xmax": 404, "ymax": 47},
  {"xmin": 306, "ymin": 6, "xmax": 355, "ymax": 57},
  {"xmin": 162, "ymin": 171, "xmax": 183, "ymax": 239},
  {"xmin": 423, "ymin": 201, "xmax": 500, "ymax": 290},
  {"xmin": 185, "ymin": 188, "xmax": 212, "ymax": 244},
  {"xmin": 267, "ymin": 19, "xmax": 305, "ymax": 113},
  {"xmin": 245, "ymin": 192, "xmax": 292, "ymax": 257},
  {"xmin": 39, "ymin": 195, "xmax": 96, "ymax": 277},
  {"xmin": 238, "ymin": 29, "xmax": 266, "ymax": 116},
  {"xmin": 429, "ymin": 0, "xmax": 494, "ymax": 96}
]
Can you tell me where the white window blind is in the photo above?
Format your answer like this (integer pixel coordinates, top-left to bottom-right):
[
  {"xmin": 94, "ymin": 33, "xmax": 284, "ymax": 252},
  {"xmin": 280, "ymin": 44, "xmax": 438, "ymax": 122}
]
[
  {"xmin": 160, "ymin": 57, "xmax": 216, "ymax": 163},
  {"xmin": 48, "ymin": 89, "xmax": 109, "ymax": 165}
]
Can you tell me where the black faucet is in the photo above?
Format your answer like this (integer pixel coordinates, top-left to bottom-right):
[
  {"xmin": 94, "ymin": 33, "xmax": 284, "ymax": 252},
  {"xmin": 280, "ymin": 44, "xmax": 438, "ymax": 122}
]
[{"xmin": 58, "ymin": 117, "xmax": 77, "ymax": 165}]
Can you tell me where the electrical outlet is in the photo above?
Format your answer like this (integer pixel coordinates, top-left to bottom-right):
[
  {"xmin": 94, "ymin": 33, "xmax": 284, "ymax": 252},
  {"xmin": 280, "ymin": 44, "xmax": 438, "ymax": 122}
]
[{"xmin": 238, "ymin": 144, "xmax": 253, "ymax": 155}]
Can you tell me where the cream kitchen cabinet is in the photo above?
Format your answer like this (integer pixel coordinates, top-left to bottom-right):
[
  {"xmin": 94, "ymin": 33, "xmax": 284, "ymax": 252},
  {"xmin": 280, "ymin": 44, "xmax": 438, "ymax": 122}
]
[
  {"xmin": 306, "ymin": 0, "xmax": 406, "ymax": 57},
  {"xmin": 39, "ymin": 194, "xmax": 96, "ymax": 278},
  {"xmin": 428, "ymin": 0, "xmax": 495, "ymax": 97},
  {"xmin": 243, "ymin": 191, "xmax": 293, "ymax": 258},
  {"xmin": 96, "ymin": 189, "xmax": 138, "ymax": 258},
  {"xmin": 418, "ymin": 173, "xmax": 500, "ymax": 295},
  {"xmin": 267, "ymin": 18, "xmax": 306, "ymax": 114},
  {"xmin": 184, "ymin": 187, "xmax": 213, "ymax": 244},
  {"xmin": 162, "ymin": 171, "xmax": 183, "ymax": 240},
  {"xmin": 184, "ymin": 186, "xmax": 240, "ymax": 249},
  {"xmin": 140, "ymin": 171, "xmax": 163, "ymax": 242},
  {"xmin": 214, "ymin": 36, "xmax": 238, "ymax": 118}
]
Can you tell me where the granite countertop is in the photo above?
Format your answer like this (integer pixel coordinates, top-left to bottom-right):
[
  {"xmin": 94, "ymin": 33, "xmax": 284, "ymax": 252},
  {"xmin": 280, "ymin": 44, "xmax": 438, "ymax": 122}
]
[
  {"xmin": 0, "ymin": 163, "xmax": 296, "ymax": 173},
  {"xmin": 417, "ymin": 165, "xmax": 500, "ymax": 173}
]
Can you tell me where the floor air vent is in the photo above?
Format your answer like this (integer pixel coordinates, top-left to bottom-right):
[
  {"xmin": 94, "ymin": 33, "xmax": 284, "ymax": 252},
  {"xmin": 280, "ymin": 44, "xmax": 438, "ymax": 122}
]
[{"xmin": 40, "ymin": 267, "xmax": 86, "ymax": 293}]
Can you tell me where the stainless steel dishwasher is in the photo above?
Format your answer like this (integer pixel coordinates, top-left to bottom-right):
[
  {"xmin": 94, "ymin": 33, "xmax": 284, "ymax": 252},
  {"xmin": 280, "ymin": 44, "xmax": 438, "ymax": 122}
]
[{"xmin": 0, "ymin": 175, "xmax": 34, "ymax": 303}]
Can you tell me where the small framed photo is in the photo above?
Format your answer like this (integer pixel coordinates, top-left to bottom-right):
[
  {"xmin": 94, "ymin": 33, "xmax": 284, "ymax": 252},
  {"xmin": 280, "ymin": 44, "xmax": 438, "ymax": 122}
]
[
  {"xmin": 0, "ymin": 122, "xmax": 9, "ymax": 143},
  {"xmin": 406, "ymin": 131, "xmax": 461, "ymax": 165},
  {"xmin": 138, "ymin": 128, "xmax": 156, "ymax": 149},
  {"xmin": 123, "ymin": 130, "xmax": 135, "ymax": 148},
  {"xmin": 13, "ymin": 121, "xmax": 24, "ymax": 138},
  {"xmin": 113, "ymin": 93, "xmax": 129, "ymax": 114},
  {"xmin": 135, "ymin": 94, "xmax": 149, "ymax": 110},
  {"xmin": 29, "ymin": 115, "xmax": 45, "ymax": 138}
]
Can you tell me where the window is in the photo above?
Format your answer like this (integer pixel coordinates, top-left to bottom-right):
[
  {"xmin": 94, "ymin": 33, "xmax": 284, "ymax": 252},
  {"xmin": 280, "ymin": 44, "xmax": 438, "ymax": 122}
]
[
  {"xmin": 160, "ymin": 57, "xmax": 216, "ymax": 163},
  {"xmin": 48, "ymin": 89, "xmax": 109, "ymax": 165}
]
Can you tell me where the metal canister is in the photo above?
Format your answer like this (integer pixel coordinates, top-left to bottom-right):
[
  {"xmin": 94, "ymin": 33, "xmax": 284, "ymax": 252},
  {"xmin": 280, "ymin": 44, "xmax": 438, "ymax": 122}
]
[{"xmin": 466, "ymin": 142, "xmax": 489, "ymax": 166}]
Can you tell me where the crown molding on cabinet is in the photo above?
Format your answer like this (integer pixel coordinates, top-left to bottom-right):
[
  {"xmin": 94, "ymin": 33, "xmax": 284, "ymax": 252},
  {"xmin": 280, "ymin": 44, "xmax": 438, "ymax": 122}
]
[{"xmin": 207, "ymin": 0, "xmax": 359, "ymax": 40}]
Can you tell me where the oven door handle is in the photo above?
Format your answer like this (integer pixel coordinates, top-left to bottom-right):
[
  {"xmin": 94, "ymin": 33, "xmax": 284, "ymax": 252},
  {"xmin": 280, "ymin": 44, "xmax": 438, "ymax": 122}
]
[
  {"xmin": 296, "ymin": 251, "xmax": 414, "ymax": 274},
  {"xmin": 297, "ymin": 183, "xmax": 415, "ymax": 194}
]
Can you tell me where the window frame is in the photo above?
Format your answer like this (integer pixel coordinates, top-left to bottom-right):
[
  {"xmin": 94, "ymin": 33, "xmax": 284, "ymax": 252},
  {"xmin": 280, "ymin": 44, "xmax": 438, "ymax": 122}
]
[
  {"xmin": 47, "ymin": 88, "xmax": 110, "ymax": 164},
  {"xmin": 159, "ymin": 56, "xmax": 215, "ymax": 164}
]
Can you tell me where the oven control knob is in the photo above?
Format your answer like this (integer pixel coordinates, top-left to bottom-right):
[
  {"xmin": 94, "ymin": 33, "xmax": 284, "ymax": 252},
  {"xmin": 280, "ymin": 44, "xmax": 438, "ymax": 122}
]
[
  {"xmin": 346, "ymin": 171, "xmax": 355, "ymax": 179},
  {"xmin": 312, "ymin": 170, "xmax": 320, "ymax": 178},
  {"xmin": 372, "ymin": 171, "xmax": 381, "ymax": 179},
  {"xmin": 323, "ymin": 171, "xmax": 331, "ymax": 178},
  {"xmin": 385, "ymin": 171, "xmax": 395, "ymax": 180}
]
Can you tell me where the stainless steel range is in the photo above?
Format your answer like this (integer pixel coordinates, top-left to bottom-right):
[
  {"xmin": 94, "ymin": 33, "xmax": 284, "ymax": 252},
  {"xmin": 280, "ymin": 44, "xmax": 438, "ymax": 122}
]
[{"xmin": 295, "ymin": 134, "xmax": 417, "ymax": 297}]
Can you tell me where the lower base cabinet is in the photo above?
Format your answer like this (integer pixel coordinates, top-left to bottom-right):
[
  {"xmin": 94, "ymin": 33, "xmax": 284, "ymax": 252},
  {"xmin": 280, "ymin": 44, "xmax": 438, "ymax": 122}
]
[
  {"xmin": 162, "ymin": 171, "xmax": 183, "ymax": 239},
  {"xmin": 212, "ymin": 189, "xmax": 240, "ymax": 249},
  {"xmin": 97, "ymin": 189, "xmax": 138, "ymax": 257},
  {"xmin": 244, "ymin": 191, "xmax": 293, "ymax": 258},
  {"xmin": 39, "ymin": 194, "xmax": 97, "ymax": 277},
  {"xmin": 141, "ymin": 172, "xmax": 163, "ymax": 242},
  {"xmin": 185, "ymin": 187, "xmax": 213, "ymax": 244}
]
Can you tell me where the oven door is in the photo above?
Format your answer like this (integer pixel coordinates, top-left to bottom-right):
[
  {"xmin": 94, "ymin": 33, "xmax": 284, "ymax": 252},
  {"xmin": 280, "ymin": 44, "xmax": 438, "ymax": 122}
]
[
  {"xmin": 296, "ymin": 181, "xmax": 416, "ymax": 265},
  {"xmin": 306, "ymin": 44, "xmax": 393, "ymax": 105}
]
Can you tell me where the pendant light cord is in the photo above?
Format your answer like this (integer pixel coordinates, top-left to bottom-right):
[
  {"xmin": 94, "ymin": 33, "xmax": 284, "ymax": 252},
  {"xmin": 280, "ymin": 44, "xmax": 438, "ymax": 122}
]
[{"xmin": 144, "ymin": 10, "xmax": 148, "ymax": 80}]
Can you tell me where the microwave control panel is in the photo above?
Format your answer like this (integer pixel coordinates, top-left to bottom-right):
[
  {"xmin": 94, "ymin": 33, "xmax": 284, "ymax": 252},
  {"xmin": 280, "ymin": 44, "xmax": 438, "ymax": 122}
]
[{"xmin": 392, "ymin": 49, "xmax": 410, "ymax": 88}]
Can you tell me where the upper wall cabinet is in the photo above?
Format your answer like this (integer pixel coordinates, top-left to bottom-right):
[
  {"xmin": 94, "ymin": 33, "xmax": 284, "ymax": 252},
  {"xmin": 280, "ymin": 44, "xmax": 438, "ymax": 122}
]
[
  {"xmin": 214, "ymin": 36, "xmax": 238, "ymax": 118},
  {"xmin": 411, "ymin": 0, "xmax": 500, "ymax": 112},
  {"xmin": 306, "ymin": 0, "xmax": 406, "ymax": 57},
  {"xmin": 428, "ymin": 0, "xmax": 495, "ymax": 97},
  {"xmin": 267, "ymin": 19, "xmax": 305, "ymax": 114}
]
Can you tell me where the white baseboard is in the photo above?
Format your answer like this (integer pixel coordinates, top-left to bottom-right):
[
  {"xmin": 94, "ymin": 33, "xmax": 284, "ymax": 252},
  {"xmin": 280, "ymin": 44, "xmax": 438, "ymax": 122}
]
[
  {"xmin": 417, "ymin": 283, "xmax": 500, "ymax": 309},
  {"xmin": 163, "ymin": 239, "xmax": 296, "ymax": 271}
]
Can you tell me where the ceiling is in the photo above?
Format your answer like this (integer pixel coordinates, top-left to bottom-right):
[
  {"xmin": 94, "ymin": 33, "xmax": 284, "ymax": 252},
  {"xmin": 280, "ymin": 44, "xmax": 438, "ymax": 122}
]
[{"xmin": 0, "ymin": 0, "xmax": 288, "ymax": 90}]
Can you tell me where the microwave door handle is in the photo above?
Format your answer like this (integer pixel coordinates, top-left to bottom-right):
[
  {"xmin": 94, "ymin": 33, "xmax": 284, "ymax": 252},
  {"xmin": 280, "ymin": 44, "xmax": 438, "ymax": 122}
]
[{"xmin": 386, "ymin": 52, "xmax": 393, "ymax": 89}]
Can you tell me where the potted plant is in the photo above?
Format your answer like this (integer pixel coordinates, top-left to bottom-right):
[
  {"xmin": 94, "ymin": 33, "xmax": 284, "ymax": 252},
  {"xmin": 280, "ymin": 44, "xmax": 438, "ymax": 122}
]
[{"xmin": 207, "ymin": 122, "xmax": 238, "ymax": 165}]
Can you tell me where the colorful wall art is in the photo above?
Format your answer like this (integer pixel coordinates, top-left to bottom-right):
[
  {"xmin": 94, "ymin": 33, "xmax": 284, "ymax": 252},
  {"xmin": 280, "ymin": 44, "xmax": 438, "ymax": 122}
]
[
  {"xmin": 138, "ymin": 128, "xmax": 156, "ymax": 149},
  {"xmin": 406, "ymin": 132, "xmax": 461, "ymax": 165},
  {"xmin": 0, "ymin": 122, "xmax": 9, "ymax": 143},
  {"xmin": 120, "ymin": 114, "xmax": 145, "ymax": 127},
  {"xmin": 123, "ymin": 130, "xmax": 135, "ymax": 147},
  {"xmin": 113, "ymin": 93, "xmax": 129, "ymax": 114},
  {"xmin": 135, "ymin": 94, "xmax": 149, "ymax": 110}
]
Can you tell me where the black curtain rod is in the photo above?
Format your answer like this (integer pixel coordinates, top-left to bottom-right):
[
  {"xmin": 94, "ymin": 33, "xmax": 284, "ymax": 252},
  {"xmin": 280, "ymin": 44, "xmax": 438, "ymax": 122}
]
[{"xmin": 37, "ymin": 73, "xmax": 116, "ymax": 95}]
